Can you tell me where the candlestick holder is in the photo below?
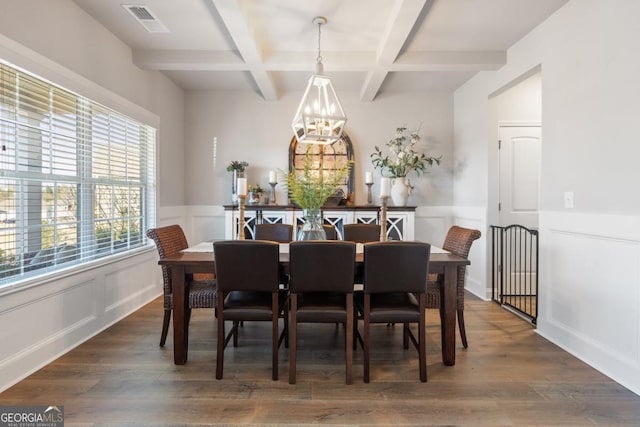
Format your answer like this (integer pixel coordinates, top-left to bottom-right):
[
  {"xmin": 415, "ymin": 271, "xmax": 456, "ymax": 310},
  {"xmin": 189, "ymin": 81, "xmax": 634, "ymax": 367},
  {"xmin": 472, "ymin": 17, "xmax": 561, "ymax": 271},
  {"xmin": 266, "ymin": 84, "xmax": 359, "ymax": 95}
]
[
  {"xmin": 269, "ymin": 182, "xmax": 277, "ymax": 205},
  {"xmin": 238, "ymin": 195, "xmax": 247, "ymax": 240},
  {"xmin": 366, "ymin": 183, "xmax": 373, "ymax": 205},
  {"xmin": 379, "ymin": 195, "xmax": 389, "ymax": 242}
]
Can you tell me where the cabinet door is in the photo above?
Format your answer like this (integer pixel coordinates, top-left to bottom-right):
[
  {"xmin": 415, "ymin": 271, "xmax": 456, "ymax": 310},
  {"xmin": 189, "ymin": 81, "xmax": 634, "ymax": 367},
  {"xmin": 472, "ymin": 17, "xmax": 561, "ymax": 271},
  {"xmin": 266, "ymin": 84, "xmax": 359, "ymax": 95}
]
[
  {"xmin": 355, "ymin": 211, "xmax": 378, "ymax": 225},
  {"xmin": 261, "ymin": 210, "xmax": 293, "ymax": 225},
  {"xmin": 322, "ymin": 210, "xmax": 352, "ymax": 240},
  {"xmin": 386, "ymin": 212, "xmax": 415, "ymax": 241}
]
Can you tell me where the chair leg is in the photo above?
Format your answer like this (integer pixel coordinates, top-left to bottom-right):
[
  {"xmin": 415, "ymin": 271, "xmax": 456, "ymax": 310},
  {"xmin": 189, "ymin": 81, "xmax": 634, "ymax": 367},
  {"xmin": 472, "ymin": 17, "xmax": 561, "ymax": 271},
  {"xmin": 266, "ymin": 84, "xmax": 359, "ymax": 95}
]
[
  {"xmin": 288, "ymin": 293, "xmax": 298, "ymax": 385},
  {"xmin": 271, "ymin": 292, "xmax": 279, "ymax": 381},
  {"xmin": 345, "ymin": 294, "xmax": 353, "ymax": 385},
  {"xmin": 160, "ymin": 309, "xmax": 171, "ymax": 347},
  {"xmin": 403, "ymin": 323, "xmax": 410, "ymax": 349},
  {"xmin": 419, "ymin": 316, "xmax": 427, "ymax": 383},
  {"xmin": 458, "ymin": 308, "xmax": 468, "ymax": 348},
  {"xmin": 216, "ymin": 291, "xmax": 225, "ymax": 380},
  {"xmin": 363, "ymin": 294, "xmax": 371, "ymax": 383},
  {"xmin": 232, "ymin": 321, "xmax": 239, "ymax": 347}
]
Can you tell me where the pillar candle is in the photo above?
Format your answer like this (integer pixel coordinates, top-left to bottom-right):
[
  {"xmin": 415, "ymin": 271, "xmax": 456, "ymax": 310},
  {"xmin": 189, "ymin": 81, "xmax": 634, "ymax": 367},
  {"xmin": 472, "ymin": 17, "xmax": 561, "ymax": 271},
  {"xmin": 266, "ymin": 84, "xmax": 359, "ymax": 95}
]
[
  {"xmin": 365, "ymin": 171, "xmax": 373, "ymax": 184},
  {"xmin": 380, "ymin": 177, "xmax": 390, "ymax": 197},
  {"xmin": 237, "ymin": 177, "xmax": 247, "ymax": 196},
  {"xmin": 269, "ymin": 170, "xmax": 277, "ymax": 184}
]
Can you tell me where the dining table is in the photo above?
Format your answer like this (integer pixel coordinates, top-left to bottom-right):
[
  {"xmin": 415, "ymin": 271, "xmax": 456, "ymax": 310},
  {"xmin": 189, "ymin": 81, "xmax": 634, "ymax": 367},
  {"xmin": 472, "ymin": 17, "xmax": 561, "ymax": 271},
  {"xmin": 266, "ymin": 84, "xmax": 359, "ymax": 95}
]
[{"xmin": 158, "ymin": 241, "xmax": 470, "ymax": 367}]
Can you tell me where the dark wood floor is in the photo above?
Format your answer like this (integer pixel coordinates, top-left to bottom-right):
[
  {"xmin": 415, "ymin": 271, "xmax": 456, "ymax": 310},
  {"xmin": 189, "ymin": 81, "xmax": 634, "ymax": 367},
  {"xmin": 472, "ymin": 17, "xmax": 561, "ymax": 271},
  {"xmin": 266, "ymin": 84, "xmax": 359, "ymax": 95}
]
[{"xmin": 2, "ymin": 294, "xmax": 640, "ymax": 426}]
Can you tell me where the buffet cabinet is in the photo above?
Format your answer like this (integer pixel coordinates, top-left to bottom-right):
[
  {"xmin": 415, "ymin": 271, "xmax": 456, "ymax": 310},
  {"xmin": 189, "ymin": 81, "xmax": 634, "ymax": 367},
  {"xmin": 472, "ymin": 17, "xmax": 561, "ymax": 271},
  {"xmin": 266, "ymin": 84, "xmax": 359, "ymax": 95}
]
[{"xmin": 223, "ymin": 205, "xmax": 415, "ymax": 241}]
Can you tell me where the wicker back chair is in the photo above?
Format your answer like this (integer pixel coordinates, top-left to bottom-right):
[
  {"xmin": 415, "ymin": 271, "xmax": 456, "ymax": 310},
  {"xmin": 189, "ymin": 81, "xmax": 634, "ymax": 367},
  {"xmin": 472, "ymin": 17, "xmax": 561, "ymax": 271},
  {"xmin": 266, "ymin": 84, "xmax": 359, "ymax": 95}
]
[
  {"xmin": 426, "ymin": 226, "xmax": 481, "ymax": 348},
  {"xmin": 146, "ymin": 225, "xmax": 216, "ymax": 347}
]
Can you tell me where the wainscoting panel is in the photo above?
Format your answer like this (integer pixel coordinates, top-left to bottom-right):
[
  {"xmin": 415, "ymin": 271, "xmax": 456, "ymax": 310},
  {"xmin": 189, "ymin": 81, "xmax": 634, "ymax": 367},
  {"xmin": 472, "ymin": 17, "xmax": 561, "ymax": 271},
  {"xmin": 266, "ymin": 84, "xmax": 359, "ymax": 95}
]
[
  {"xmin": 186, "ymin": 205, "xmax": 226, "ymax": 243},
  {"xmin": 537, "ymin": 211, "xmax": 640, "ymax": 395},
  {"xmin": 0, "ymin": 249, "xmax": 160, "ymax": 392},
  {"xmin": 453, "ymin": 206, "xmax": 488, "ymax": 300}
]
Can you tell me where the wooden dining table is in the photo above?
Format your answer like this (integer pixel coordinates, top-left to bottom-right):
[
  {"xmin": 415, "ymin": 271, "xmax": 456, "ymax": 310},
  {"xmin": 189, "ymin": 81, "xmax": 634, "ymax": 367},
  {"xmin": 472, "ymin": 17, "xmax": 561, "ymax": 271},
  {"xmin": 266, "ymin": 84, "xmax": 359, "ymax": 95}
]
[{"xmin": 158, "ymin": 244, "xmax": 470, "ymax": 367}]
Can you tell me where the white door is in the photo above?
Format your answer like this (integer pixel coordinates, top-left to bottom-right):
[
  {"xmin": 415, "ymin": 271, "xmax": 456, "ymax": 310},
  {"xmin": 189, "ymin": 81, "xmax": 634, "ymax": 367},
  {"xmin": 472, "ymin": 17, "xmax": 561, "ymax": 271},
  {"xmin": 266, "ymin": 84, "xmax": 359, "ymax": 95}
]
[{"xmin": 498, "ymin": 126, "xmax": 541, "ymax": 229}]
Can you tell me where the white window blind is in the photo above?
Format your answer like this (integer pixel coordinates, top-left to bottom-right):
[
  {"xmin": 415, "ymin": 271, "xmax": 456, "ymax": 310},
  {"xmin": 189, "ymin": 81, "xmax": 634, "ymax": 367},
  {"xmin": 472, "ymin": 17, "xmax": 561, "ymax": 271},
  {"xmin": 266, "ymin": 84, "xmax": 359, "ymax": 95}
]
[{"xmin": 0, "ymin": 61, "xmax": 156, "ymax": 285}]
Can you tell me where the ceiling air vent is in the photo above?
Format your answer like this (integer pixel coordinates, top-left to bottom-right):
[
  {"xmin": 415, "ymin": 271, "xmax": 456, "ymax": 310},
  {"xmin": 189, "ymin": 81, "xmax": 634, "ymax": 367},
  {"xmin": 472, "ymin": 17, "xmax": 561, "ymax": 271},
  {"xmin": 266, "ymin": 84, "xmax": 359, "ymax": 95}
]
[{"xmin": 122, "ymin": 5, "xmax": 169, "ymax": 33}]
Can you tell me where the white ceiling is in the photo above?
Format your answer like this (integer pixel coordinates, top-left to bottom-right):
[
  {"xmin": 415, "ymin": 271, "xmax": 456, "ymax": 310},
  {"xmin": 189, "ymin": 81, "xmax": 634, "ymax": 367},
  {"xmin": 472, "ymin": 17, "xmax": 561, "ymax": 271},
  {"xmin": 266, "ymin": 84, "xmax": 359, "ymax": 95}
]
[{"xmin": 72, "ymin": 0, "xmax": 568, "ymax": 100}]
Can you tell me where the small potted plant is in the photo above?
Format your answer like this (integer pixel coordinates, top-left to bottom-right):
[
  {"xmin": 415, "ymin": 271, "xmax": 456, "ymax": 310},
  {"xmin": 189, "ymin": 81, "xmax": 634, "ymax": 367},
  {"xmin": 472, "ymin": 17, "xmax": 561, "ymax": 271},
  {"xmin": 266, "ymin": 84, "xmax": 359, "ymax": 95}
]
[
  {"xmin": 226, "ymin": 160, "xmax": 249, "ymax": 204},
  {"xmin": 247, "ymin": 184, "xmax": 264, "ymax": 205}
]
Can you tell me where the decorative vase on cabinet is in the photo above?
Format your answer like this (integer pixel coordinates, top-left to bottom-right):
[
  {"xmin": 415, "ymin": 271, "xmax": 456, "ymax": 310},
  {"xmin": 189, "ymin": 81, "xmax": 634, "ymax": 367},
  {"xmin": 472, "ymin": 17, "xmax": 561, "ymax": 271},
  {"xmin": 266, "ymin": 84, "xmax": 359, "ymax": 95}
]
[{"xmin": 391, "ymin": 177, "xmax": 410, "ymax": 206}]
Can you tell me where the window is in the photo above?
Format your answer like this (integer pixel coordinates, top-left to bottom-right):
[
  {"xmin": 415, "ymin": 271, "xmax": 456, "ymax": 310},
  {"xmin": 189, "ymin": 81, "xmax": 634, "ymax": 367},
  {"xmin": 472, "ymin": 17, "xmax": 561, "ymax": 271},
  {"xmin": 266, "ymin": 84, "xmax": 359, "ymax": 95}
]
[{"xmin": 0, "ymin": 61, "xmax": 156, "ymax": 286}]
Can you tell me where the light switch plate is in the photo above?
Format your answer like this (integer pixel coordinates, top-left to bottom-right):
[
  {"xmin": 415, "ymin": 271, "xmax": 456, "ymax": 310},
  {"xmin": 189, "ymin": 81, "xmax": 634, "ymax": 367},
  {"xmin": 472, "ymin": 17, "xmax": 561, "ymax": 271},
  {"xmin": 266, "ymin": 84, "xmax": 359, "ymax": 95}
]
[{"xmin": 564, "ymin": 191, "xmax": 574, "ymax": 209}]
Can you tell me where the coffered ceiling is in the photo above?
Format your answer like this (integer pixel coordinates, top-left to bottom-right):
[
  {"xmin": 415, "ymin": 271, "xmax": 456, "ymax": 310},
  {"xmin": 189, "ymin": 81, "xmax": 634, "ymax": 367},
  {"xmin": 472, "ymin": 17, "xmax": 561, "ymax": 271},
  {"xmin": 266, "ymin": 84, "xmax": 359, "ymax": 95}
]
[{"xmin": 72, "ymin": 0, "xmax": 568, "ymax": 100}]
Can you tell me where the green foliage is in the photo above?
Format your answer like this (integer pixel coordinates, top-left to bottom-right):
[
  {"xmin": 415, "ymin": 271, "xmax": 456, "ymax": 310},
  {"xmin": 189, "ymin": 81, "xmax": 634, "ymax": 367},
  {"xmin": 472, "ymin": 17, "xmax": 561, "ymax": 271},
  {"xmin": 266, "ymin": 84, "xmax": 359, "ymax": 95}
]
[
  {"xmin": 371, "ymin": 126, "xmax": 441, "ymax": 178},
  {"xmin": 248, "ymin": 184, "xmax": 264, "ymax": 194},
  {"xmin": 226, "ymin": 160, "xmax": 248, "ymax": 172},
  {"xmin": 287, "ymin": 148, "xmax": 351, "ymax": 212}
]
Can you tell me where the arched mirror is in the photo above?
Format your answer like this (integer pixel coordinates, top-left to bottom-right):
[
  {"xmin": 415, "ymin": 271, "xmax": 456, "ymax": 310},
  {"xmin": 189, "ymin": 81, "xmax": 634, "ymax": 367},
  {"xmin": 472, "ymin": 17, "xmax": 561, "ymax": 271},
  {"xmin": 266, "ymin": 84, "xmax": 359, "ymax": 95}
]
[{"xmin": 288, "ymin": 132, "xmax": 355, "ymax": 206}]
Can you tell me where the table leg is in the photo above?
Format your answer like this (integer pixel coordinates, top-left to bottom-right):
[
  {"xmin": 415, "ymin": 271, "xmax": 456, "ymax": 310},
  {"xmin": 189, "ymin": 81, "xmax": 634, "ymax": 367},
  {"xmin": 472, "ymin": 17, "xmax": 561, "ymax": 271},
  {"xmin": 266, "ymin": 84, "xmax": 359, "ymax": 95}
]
[
  {"xmin": 442, "ymin": 264, "xmax": 457, "ymax": 366},
  {"xmin": 172, "ymin": 266, "xmax": 189, "ymax": 364}
]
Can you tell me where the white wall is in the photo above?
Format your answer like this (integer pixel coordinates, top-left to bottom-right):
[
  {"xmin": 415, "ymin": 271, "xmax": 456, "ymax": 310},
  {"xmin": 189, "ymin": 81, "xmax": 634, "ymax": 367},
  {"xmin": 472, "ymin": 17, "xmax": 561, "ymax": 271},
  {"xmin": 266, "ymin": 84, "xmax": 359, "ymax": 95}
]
[
  {"xmin": 0, "ymin": 1, "xmax": 185, "ymax": 391},
  {"xmin": 453, "ymin": 0, "xmax": 640, "ymax": 394}
]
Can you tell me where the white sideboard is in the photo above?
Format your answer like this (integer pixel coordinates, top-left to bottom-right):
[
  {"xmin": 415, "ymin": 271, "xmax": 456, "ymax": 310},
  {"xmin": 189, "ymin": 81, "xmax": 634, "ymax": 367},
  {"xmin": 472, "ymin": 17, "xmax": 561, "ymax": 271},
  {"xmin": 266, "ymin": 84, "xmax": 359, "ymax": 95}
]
[{"xmin": 223, "ymin": 205, "xmax": 415, "ymax": 241}]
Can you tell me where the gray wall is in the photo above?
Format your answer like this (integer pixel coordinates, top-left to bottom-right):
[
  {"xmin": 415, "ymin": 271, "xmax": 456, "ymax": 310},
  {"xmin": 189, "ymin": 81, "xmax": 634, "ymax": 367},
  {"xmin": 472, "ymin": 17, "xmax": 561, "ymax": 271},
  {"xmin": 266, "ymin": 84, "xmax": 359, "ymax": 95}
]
[
  {"xmin": 0, "ymin": 0, "xmax": 186, "ymax": 207},
  {"xmin": 185, "ymin": 90, "xmax": 453, "ymax": 208}
]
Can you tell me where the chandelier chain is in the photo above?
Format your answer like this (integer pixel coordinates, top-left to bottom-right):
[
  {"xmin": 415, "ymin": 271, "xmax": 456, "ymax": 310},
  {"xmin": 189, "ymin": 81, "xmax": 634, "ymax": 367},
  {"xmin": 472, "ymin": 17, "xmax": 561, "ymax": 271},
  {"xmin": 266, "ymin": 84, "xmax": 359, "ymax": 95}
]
[{"xmin": 316, "ymin": 20, "xmax": 322, "ymax": 64}]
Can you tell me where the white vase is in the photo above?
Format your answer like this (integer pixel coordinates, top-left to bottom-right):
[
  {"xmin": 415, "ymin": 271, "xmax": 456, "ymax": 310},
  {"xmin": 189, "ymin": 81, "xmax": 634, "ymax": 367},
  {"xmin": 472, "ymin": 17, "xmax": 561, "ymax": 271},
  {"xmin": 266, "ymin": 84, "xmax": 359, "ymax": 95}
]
[{"xmin": 391, "ymin": 177, "xmax": 410, "ymax": 206}]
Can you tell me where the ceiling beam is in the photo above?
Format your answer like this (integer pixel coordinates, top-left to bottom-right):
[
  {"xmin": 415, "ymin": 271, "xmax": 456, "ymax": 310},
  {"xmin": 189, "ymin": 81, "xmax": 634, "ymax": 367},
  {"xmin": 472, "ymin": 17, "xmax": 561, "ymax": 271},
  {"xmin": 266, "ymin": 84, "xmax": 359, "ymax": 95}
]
[
  {"xmin": 209, "ymin": 0, "xmax": 278, "ymax": 100},
  {"xmin": 133, "ymin": 49, "xmax": 505, "ymax": 72},
  {"xmin": 360, "ymin": 0, "xmax": 429, "ymax": 102}
]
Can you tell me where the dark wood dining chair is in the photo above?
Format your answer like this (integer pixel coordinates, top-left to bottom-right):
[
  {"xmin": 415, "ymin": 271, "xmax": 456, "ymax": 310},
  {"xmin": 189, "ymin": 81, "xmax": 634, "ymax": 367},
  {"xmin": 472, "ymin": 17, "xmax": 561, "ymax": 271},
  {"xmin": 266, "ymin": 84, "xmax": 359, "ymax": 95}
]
[
  {"xmin": 322, "ymin": 224, "xmax": 339, "ymax": 240},
  {"xmin": 213, "ymin": 240, "xmax": 287, "ymax": 380},
  {"xmin": 254, "ymin": 223, "xmax": 293, "ymax": 243},
  {"xmin": 426, "ymin": 226, "xmax": 481, "ymax": 348},
  {"xmin": 288, "ymin": 241, "xmax": 356, "ymax": 384},
  {"xmin": 343, "ymin": 223, "xmax": 381, "ymax": 243},
  {"xmin": 344, "ymin": 223, "xmax": 381, "ymax": 283},
  {"xmin": 146, "ymin": 225, "xmax": 216, "ymax": 347},
  {"xmin": 356, "ymin": 241, "xmax": 431, "ymax": 382}
]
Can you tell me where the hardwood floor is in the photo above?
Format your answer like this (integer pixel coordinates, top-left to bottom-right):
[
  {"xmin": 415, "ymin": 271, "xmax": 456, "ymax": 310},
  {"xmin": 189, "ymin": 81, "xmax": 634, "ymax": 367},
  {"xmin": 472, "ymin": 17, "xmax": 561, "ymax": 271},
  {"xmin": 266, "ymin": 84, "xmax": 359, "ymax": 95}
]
[{"xmin": 2, "ymin": 294, "xmax": 640, "ymax": 426}]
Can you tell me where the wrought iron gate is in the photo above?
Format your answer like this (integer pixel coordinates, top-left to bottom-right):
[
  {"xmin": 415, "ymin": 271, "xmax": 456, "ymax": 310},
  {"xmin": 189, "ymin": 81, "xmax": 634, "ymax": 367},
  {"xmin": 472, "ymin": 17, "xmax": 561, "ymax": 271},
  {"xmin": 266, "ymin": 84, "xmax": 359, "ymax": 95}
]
[{"xmin": 490, "ymin": 224, "xmax": 539, "ymax": 324}]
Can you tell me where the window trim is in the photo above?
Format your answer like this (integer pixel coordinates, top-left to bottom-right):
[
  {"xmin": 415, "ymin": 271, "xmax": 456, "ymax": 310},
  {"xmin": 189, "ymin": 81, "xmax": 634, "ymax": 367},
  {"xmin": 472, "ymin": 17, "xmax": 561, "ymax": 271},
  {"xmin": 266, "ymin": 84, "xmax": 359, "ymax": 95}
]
[{"xmin": 0, "ymin": 58, "xmax": 158, "ymax": 289}]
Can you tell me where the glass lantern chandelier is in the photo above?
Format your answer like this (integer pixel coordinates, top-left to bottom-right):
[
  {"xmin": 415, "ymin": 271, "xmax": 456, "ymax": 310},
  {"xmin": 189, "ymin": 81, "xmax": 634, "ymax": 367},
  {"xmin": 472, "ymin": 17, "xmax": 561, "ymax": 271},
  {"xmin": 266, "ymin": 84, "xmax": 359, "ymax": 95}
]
[{"xmin": 291, "ymin": 16, "xmax": 347, "ymax": 145}]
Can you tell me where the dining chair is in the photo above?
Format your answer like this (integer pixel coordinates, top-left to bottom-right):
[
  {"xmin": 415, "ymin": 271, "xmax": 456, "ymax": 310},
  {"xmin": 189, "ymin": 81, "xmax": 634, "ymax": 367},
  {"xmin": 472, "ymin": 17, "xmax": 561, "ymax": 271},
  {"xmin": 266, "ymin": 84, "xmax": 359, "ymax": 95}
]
[
  {"xmin": 322, "ymin": 224, "xmax": 339, "ymax": 240},
  {"xmin": 146, "ymin": 225, "xmax": 216, "ymax": 347},
  {"xmin": 356, "ymin": 241, "xmax": 431, "ymax": 382},
  {"xmin": 344, "ymin": 223, "xmax": 381, "ymax": 283},
  {"xmin": 213, "ymin": 240, "xmax": 287, "ymax": 380},
  {"xmin": 288, "ymin": 241, "xmax": 356, "ymax": 384},
  {"xmin": 426, "ymin": 226, "xmax": 481, "ymax": 348},
  {"xmin": 254, "ymin": 223, "xmax": 293, "ymax": 243},
  {"xmin": 343, "ymin": 223, "xmax": 381, "ymax": 243}
]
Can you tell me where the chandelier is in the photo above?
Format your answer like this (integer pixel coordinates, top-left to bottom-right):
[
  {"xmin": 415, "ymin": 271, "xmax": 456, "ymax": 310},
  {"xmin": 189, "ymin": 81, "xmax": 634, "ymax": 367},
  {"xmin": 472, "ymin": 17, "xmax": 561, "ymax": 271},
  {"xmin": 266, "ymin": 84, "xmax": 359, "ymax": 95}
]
[{"xmin": 291, "ymin": 16, "xmax": 347, "ymax": 145}]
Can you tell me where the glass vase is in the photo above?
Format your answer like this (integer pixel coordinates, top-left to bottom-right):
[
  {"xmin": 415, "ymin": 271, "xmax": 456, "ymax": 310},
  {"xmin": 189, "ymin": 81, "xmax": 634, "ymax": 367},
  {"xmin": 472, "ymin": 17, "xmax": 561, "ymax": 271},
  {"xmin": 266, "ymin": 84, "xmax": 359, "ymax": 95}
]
[
  {"xmin": 231, "ymin": 170, "xmax": 245, "ymax": 205},
  {"xmin": 297, "ymin": 208, "xmax": 327, "ymax": 240}
]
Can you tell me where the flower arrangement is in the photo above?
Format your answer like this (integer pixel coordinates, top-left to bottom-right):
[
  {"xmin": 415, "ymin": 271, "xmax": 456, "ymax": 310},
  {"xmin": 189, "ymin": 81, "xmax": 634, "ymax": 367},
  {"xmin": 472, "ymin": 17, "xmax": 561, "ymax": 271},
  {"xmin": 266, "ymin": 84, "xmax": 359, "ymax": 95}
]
[
  {"xmin": 287, "ymin": 151, "xmax": 351, "ymax": 212},
  {"xmin": 226, "ymin": 160, "xmax": 248, "ymax": 172},
  {"xmin": 370, "ymin": 126, "xmax": 441, "ymax": 178}
]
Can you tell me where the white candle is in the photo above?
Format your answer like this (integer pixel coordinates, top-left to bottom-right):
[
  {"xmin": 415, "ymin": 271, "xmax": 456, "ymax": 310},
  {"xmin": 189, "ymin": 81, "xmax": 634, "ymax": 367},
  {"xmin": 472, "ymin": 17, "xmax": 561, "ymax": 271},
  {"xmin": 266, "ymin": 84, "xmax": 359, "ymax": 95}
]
[
  {"xmin": 380, "ymin": 177, "xmax": 390, "ymax": 197},
  {"xmin": 365, "ymin": 171, "xmax": 373, "ymax": 184},
  {"xmin": 237, "ymin": 177, "xmax": 247, "ymax": 196},
  {"xmin": 269, "ymin": 170, "xmax": 277, "ymax": 184}
]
